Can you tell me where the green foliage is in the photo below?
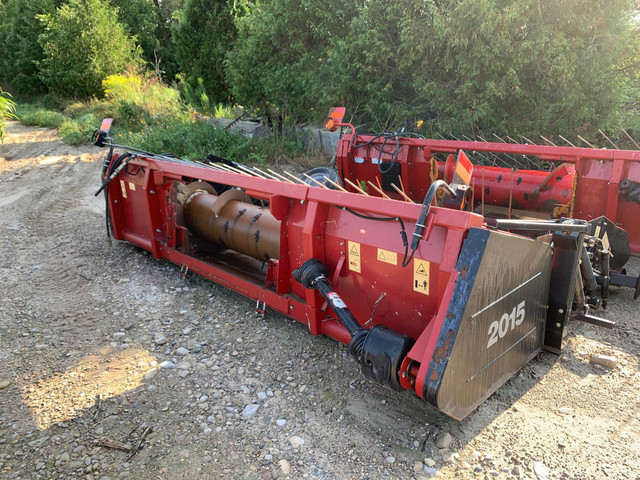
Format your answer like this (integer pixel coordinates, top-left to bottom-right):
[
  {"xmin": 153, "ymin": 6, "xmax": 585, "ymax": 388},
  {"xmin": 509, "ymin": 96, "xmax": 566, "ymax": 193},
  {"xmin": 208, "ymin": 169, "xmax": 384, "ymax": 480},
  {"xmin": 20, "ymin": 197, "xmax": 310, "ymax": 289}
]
[
  {"xmin": 2, "ymin": 0, "xmax": 638, "ymax": 142},
  {"xmin": 15, "ymin": 103, "xmax": 97, "ymax": 145},
  {"xmin": 118, "ymin": 117, "xmax": 302, "ymax": 164},
  {"xmin": 227, "ymin": 0, "xmax": 639, "ymax": 137},
  {"xmin": 321, "ymin": 0, "xmax": 418, "ymax": 130},
  {"xmin": 226, "ymin": 0, "xmax": 359, "ymax": 120},
  {"xmin": 59, "ymin": 113, "xmax": 99, "ymax": 145},
  {"xmin": 401, "ymin": 0, "xmax": 640, "ymax": 137},
  {"xmin": 0, "ymin": 0, "xmax": 61, "ymax": 93},
  {"xmin": 0, "ymin": 88, "xmax": 18, "ymax": 141},
  {"xmin": 18, "ymin": 105, "xmax": 67, "ymax": 128},
  {"xmin": 177, "ymin": 75, "xmax": 212, "ymax": 113},
  {"xmin": 173, "ymin": 0, "xmax": 237, "ymax": 104},
  {"xmin": 39, "ymin": 0, "xmax": 141, "ymax": 97},
  {"xmin": 109, "ymin": 0, "xmax": 159, "ymax": 69},
  {"xmin": 102, "ymin": 72, "xmax": 187, "ymax": 130},
  {"xmin": 152, "ymin": 0, "xmax": 185, "ymax": 81}
]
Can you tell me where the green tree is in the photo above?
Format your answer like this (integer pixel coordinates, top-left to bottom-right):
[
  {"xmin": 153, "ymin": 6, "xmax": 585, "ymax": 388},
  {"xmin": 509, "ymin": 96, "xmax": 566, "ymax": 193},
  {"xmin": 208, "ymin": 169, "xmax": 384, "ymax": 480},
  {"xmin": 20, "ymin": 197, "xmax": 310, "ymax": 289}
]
[
  {"xmin": 321, "ymin": 0, "xmax": 419, "ymax": 129},
  {"xmin": 109, "ymin": 0, "xmax": 184, "ymax": 81},
  {"xmin": 110, "ymin": 0, "xmax": 159, "ymax": 69},
  {"xmin": 226, "ymin": 0, "xmax": 360, "ymax": 119},
  {"xmin": 39, "ymin": 0, "xmax": 141, "ymax": 97},
  {"xmin": 0, "ymin": 0, "xmax": 61, "ymax": 93},
  {"xmin": 401, "ymin": 0, "xmax": 640, "ymax": 137},
  {"xmin": 153, "ymin": 0, "xmax": 185, "ymax": 81},
  {"xmin": 172, "ymin": 0, "xmax": 238, "ymax": 104}
]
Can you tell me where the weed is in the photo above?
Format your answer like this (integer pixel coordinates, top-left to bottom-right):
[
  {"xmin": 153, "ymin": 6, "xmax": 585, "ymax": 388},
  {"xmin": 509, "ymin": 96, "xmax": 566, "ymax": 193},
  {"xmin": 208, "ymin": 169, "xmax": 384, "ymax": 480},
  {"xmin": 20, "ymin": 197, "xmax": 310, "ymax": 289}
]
[{"xmin": 0, "ymin": 88, "xmax": 18, "ymax": 141}]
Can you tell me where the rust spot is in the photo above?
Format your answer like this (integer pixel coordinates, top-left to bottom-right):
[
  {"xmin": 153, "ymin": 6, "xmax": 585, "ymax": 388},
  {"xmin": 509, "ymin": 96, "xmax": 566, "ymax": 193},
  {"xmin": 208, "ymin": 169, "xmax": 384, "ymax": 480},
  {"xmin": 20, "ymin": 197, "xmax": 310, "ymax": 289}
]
[
  {"xmin": 460, "ymin": 266, "xmax": 469, "ymax": 279},
  {"xmin": 446, "ymin": 312, "xmax": 455, "ymax": 320},
  {"xmin": 430, "ymin": 370, "xmax": 439, "ymax": 382}
]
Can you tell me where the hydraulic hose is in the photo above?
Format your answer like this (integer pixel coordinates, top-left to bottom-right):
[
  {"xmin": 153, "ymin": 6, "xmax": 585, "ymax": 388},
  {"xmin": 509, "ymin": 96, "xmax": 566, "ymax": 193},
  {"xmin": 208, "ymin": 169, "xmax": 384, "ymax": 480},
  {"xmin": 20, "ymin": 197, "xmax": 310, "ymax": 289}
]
[{"xmin": 409, "ymin": 180, "xmax": 457, "ymax": 251}]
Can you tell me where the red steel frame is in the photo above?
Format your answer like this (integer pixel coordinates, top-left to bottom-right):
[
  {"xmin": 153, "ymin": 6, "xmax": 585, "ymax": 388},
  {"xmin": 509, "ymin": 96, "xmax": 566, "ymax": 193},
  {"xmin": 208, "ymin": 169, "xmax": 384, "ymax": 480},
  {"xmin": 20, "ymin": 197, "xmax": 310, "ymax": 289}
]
[
  {"xmin": 106, "ymin": 154, "xmax": 485, "ymax": 399},
  {"xmin": 335, "ymin": 129, "xmax": 640, "ymax": 253}
]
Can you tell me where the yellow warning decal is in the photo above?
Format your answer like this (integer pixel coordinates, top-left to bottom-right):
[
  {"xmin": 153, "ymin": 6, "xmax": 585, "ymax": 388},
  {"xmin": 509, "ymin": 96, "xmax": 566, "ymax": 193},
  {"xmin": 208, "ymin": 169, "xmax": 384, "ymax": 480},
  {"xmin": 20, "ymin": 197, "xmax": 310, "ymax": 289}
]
[
  {"xmin": 413, "ymin": 259, "xmax": 430, "ymax": 295},
  {"xmin": 129, "ymin": 182, "xmax": 136, "ymax": 191},
  {"xmin": 120, "ymin": 180, "xmax": 127, "ymax": 199},
  {"xmin": 377, "ymin": 248, "xmax": 397, "ymax": 266},
  {"xmin": 348, "ymin": 241, "xmax": 361, "ymax": 273}
]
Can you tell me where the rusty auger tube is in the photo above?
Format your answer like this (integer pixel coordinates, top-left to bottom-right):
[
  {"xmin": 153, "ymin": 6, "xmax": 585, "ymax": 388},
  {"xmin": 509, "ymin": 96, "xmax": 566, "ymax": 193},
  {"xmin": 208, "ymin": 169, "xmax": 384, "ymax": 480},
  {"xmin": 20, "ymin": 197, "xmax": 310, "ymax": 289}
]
[{"xmin": 183, "ymin": 190, "xmax": 281, "ymax": 261}]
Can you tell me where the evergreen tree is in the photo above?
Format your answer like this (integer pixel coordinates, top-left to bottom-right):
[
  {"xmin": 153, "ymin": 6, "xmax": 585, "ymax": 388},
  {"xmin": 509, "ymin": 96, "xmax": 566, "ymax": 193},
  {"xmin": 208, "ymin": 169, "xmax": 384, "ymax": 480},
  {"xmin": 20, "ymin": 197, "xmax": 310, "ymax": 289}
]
[
  {"xmin": 110, "ymin": 0, "xmax": 159, "ymax": 70},
  {"xmin": 0, "ymin": 0, "xmax": 61, "ymax": 93},
  {"xmin": 401, "ymin": 0, "xmax": 640, "ymax": 136},
  {"xmin": 226, "ymin": 0, "xmax": 360, "ymax": 117},
  {"xmin": 172, "ymin": 0, "xmax": 238, "ymax": 103}
]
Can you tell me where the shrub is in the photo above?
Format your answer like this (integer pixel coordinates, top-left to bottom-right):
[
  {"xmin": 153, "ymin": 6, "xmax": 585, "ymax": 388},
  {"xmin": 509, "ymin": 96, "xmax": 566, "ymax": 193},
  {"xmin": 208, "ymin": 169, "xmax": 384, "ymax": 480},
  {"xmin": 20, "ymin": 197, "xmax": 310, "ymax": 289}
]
[
  {"xmin": 18, "ymin": 107, "xmax": 67, "ymax": 129},
  {"xmin": 102, "ymin": 72, "xmax": 186, "ymax": 130},
  {"xmin": 117, "ymin": 117, "xmax": 302, "ymax": 165},
  {"xmin": 39, "ymin": 0, "xmax": 141, "ymax": 97},
  {"xmin": 0, "ymin": 88, "xmax": 18, "ymax": 141}
]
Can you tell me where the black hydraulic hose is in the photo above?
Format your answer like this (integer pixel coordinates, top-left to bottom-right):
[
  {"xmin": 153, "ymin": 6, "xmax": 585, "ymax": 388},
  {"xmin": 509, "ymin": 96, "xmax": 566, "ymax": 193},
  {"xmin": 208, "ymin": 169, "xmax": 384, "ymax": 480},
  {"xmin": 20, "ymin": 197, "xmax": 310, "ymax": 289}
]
[
  {"xmin": 293, "ymin": 259, "xmax": 362, "ymax": 337},
  {"xmin": 95, "ymin": 153, "xmax": 135, "ymax": 196},
  {"xmin": 410, "ymin": 180, "xmax": 457, "ymax": 251}
]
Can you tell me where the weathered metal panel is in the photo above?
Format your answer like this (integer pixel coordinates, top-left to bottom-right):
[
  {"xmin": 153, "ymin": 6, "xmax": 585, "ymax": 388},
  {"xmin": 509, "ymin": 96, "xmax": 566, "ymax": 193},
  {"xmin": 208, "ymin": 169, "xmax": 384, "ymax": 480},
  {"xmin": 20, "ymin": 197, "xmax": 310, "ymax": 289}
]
[{"xmin": 424, "ymin": 228, "xmax": 552, "ymax": 420}]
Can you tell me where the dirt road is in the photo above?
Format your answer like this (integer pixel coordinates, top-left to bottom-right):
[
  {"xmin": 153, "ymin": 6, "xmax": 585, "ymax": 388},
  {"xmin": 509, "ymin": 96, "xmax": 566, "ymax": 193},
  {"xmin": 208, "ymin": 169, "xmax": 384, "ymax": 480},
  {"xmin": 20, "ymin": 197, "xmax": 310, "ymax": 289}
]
[{"xmin": 0, "ymin": 121, "xmax": 639, "ymax": 479}]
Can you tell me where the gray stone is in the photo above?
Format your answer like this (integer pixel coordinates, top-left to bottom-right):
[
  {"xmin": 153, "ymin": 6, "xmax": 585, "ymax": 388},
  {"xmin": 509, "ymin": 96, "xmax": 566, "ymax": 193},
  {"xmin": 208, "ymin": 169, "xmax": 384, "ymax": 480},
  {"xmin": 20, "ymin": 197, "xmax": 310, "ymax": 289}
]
[
  {"xmin": 442, "ymin": 452, "xmax": 458, "ymax": 464},
  {"xmin": 176, "ymin": 347, "xmax": 189, "ymax": 356},
  {"xmin": 310, "ymin": 465, "xmax": 325, "ymax": 476},
  {"xmin": 289, "ymin": 436, "xmax": 305, "ymax": 449},
  {"xmin": 436, "ymin": 432, "xmax": 453, "ymax": 449},
  {"xmin": 242, "ymin": 404, "xmax": 259, "ymax": 418},
  {"xmin": 384, "ymin": 456, "xmax": 395, "ymax": 464},
  {"xmin": 276, "ymin": 419, "xmax": 287, "ymax": 427},
  {"xmin": 0, "ymin": 380, "xmax": 11, "ymax": 389},
  {"xmin": 159, "ymin": 361, "xmax": 175, "ymax": 369},
  {"xmin": 154, "ymin": 336, "xmax": 167, "ymax": 346},
  {"xmin": 422, "ymin": 466, "xmax": 438, "ymax": 478}
]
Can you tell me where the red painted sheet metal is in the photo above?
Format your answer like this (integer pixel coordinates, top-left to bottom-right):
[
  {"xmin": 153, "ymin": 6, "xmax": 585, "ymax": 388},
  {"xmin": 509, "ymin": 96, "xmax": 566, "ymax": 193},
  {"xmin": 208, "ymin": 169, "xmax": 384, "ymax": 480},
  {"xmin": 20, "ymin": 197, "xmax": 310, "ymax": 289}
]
[
  {"xmin": 104, "ymin": 153, "xmax": 485, "ymax": 400},
  {"xmin": 335, "ymin": 133, "xmax": 640, "ymax": 253}
]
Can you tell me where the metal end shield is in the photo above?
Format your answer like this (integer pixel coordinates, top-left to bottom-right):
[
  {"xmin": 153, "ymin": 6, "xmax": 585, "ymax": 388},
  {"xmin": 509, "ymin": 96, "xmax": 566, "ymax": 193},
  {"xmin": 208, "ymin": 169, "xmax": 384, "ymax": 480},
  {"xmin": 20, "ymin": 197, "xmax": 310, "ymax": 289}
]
[{"xmin": 423, "ymin": 228, "xmax": 552, "ymax": 420}]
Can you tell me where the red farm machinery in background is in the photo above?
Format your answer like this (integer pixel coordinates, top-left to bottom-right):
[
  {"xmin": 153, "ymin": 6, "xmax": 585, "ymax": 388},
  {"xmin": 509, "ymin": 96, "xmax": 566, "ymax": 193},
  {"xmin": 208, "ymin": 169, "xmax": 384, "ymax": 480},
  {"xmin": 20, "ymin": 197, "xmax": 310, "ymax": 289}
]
[{"xmin": 93, "ymin": 112, "xmax": 636, "ymax": 421}]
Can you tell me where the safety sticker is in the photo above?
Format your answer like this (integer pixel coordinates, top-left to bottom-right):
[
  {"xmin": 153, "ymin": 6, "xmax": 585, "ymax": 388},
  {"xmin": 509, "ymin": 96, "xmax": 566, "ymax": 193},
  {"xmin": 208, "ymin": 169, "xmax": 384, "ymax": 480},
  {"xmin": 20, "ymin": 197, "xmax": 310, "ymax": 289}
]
[
  {"xmin": 377, "ymin": 248, "xmax": 397, "ymax": 266},
  {"xmin": 327, "ymin": 292, "xmax": 347, "ymax": 309},
  {"xmin": 413, "ymin": 259, "xmax": 430, "ymax": 295},
  {"xmin": 348, "ymin": 241, "xmax": 361, "ymax": 273},
  {"xmin": 120, "ymin": 180, "xmax": 127, "ymax": 199},
  {"xmin": 129, "ymin": 182, "xmax": 136, "ymax": 191}
]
